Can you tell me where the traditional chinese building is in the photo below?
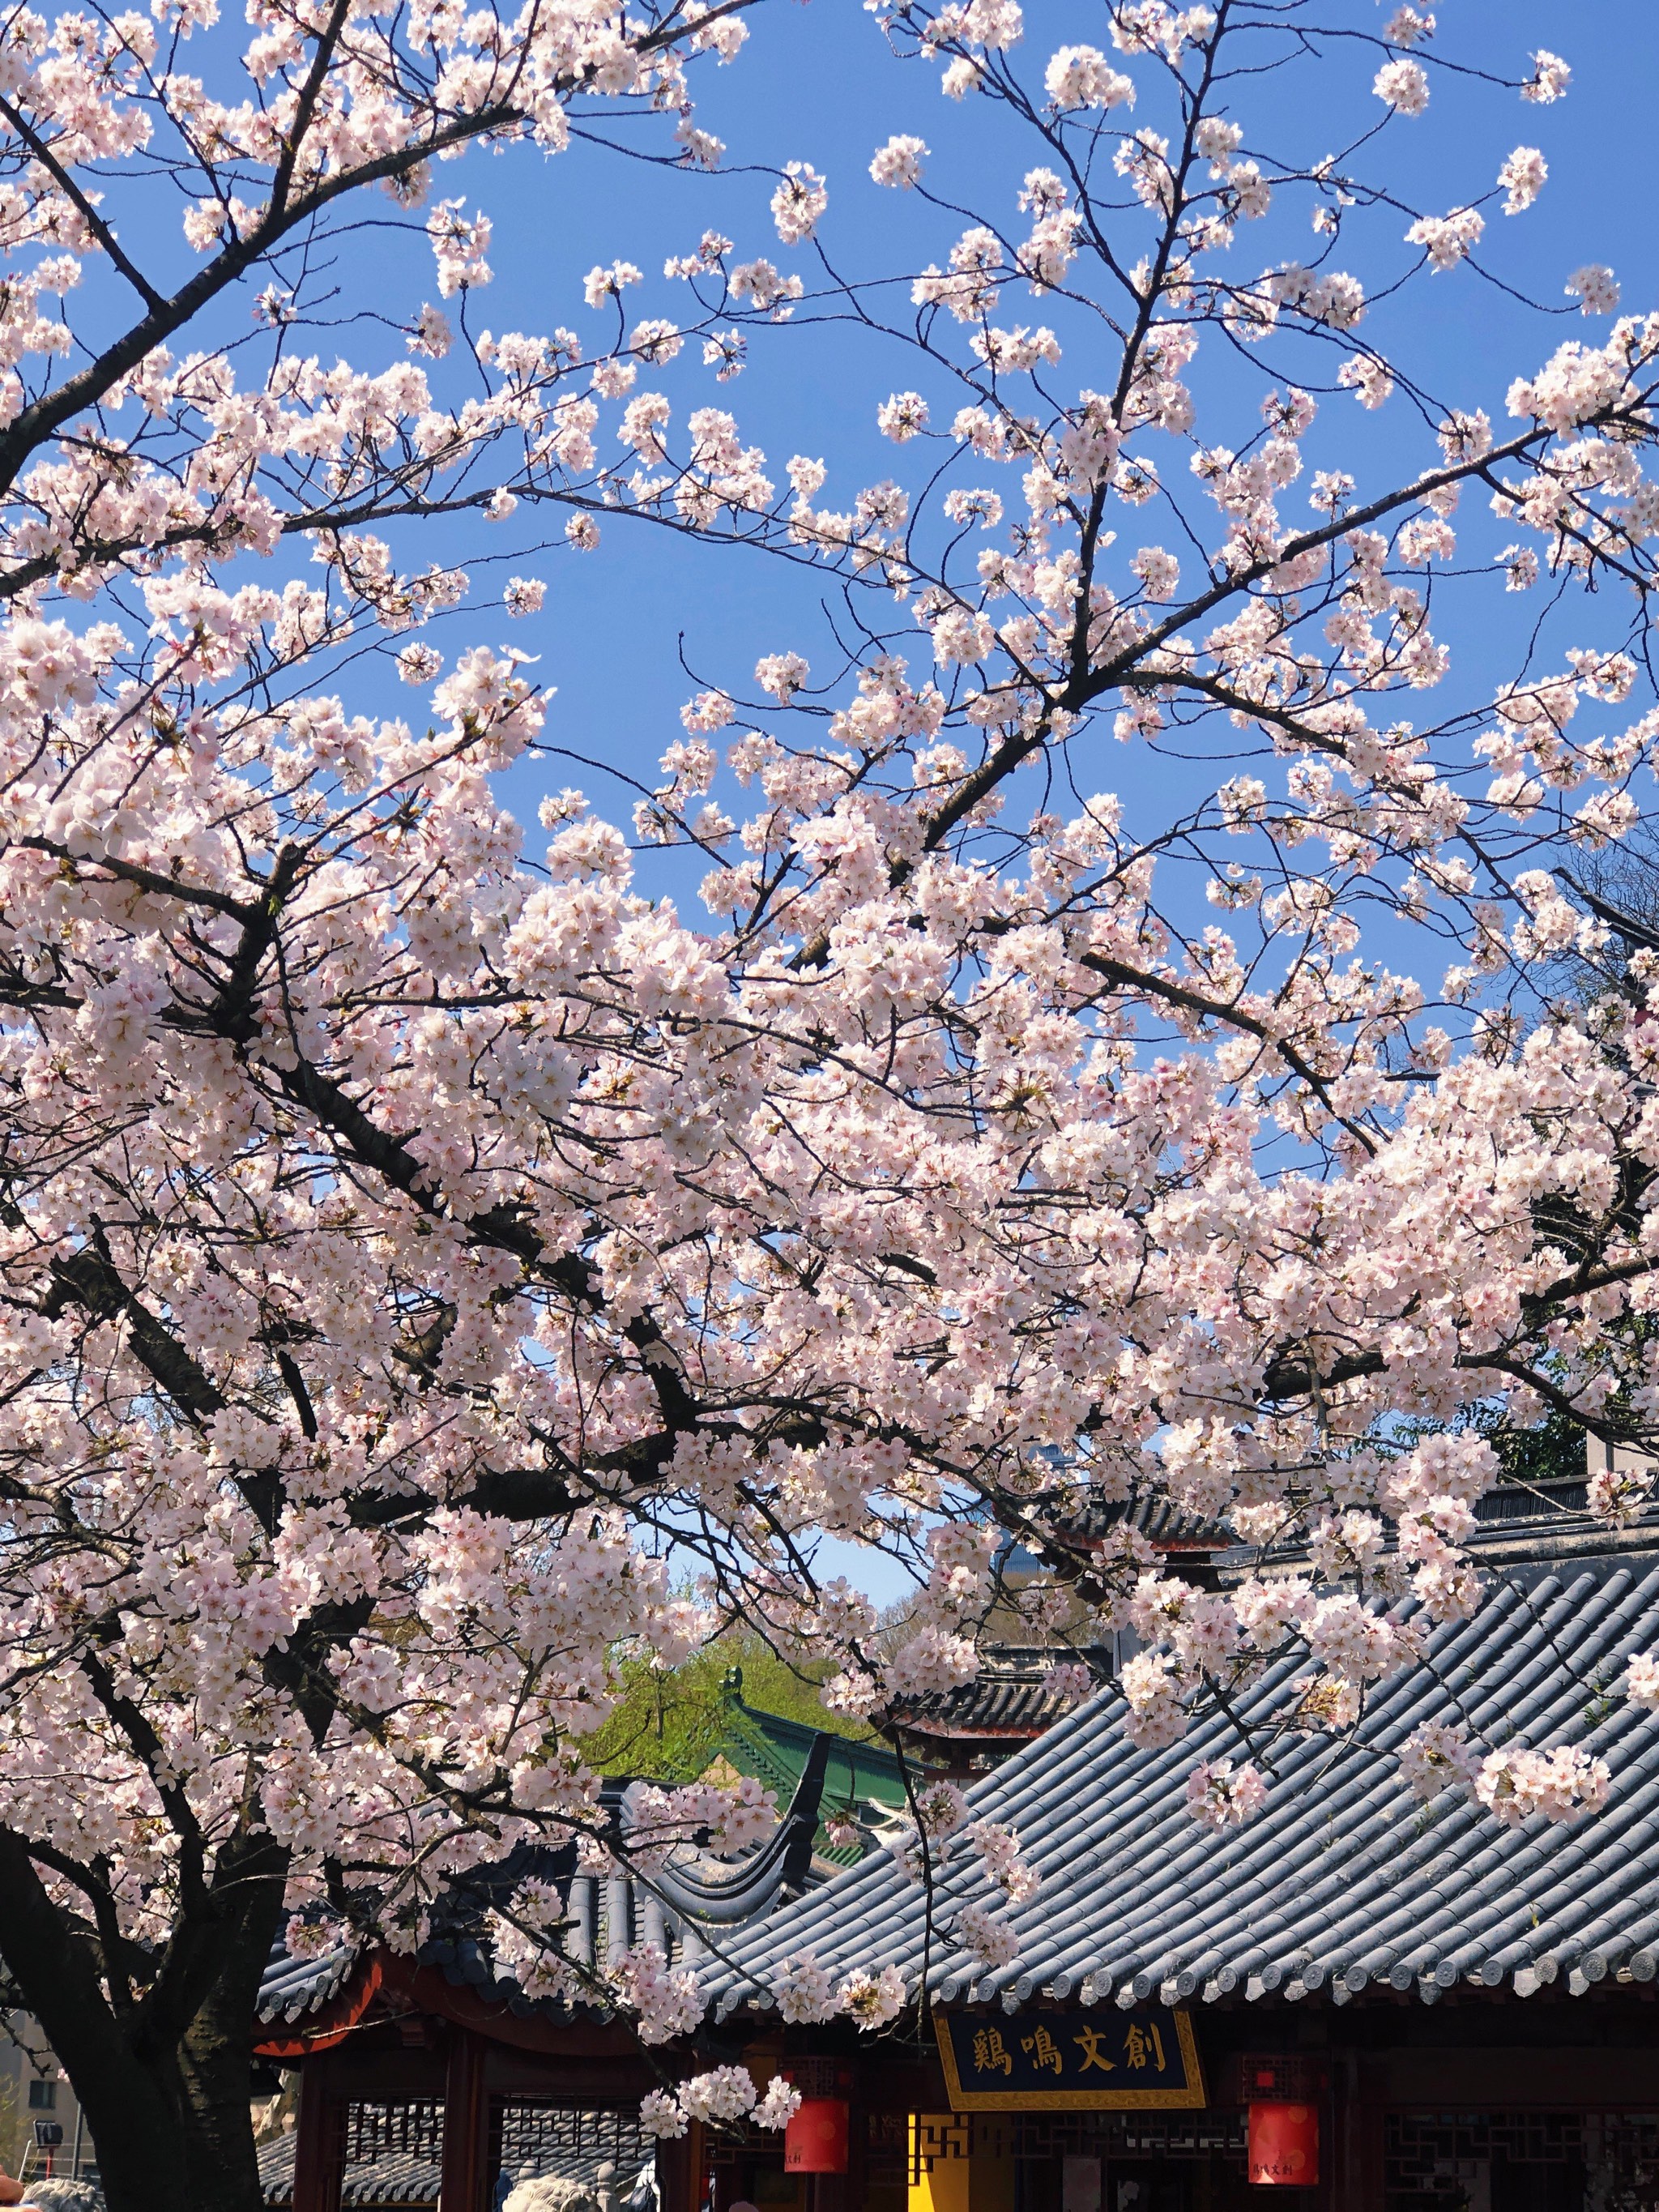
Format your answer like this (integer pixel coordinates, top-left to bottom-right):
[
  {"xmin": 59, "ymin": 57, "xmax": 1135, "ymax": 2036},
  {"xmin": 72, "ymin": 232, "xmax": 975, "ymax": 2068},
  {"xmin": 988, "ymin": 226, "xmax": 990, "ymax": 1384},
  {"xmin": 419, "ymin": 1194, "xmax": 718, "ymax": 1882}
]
[
  {"xmin": 255, "ymin": 1471, "xmax": 1659, "ymax": 2212},
  {"xmin": 888, "ymin": 1648, "xmax": 1107, "ymax": 1781},
  {"xmin": 888, "ymin": 1497, "xmax": 1236, "ymax": 1783},
  {"xmin": 596, "ymin": 1663, "xmax": 917, "ymax": 1870},
  {"xmin": 255, "ymin": 1752, "xmax": 834, "ymax": 2212},
  {"xmin": 694, "ymin": 1503, "xmax": 1659, "ymax": 2212}
]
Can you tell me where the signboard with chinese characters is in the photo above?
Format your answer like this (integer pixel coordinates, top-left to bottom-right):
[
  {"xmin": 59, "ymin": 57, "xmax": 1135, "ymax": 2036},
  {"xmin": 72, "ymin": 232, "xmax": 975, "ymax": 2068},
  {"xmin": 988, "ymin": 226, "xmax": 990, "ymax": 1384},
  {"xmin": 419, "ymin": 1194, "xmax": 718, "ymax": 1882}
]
[{"xmin": 935, "ymin": 2006, "xmax": 1205, "ymax": 2112}]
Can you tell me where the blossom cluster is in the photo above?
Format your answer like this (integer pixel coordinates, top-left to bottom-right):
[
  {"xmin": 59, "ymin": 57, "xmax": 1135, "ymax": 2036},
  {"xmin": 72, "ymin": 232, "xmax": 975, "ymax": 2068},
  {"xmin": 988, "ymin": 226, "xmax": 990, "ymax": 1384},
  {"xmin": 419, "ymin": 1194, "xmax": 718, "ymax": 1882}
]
[{"xmin": 639, "ymin": 2069, "xmax": 802, "ymax": 2140}]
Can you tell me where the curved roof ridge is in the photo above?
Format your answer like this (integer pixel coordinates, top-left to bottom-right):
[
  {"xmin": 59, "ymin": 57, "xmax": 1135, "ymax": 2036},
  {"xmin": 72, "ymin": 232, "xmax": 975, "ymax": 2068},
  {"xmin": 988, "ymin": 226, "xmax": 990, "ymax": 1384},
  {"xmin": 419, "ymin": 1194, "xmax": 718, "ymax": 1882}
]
[{"xmin": 257, "ymin": 1729, "xmax": 849, "ymax": 2031}]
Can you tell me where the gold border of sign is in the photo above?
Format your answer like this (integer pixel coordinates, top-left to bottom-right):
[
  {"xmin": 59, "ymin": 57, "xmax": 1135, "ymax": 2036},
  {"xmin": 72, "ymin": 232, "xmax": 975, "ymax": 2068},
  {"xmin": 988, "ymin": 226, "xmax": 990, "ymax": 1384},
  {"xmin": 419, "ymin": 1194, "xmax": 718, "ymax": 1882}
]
[{"xmin": 934, "ymin": 2007, "xmax": 1207, "ymax": 2112}]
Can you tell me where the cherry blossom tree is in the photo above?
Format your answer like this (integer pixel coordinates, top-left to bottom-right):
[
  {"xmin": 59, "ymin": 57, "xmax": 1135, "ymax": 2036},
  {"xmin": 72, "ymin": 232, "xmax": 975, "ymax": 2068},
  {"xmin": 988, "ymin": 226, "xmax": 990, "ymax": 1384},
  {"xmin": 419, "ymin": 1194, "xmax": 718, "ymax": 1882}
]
[{"xmin": 2, "ymin": 0, "xmax": 1659, "ymax": 2202}]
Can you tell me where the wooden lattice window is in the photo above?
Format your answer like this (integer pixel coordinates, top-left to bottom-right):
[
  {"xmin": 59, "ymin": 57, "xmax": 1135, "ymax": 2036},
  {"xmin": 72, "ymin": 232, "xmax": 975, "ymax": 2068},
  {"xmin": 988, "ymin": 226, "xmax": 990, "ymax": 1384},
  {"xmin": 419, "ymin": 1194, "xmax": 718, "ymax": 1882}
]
[
  {"xmin": 1386, "ymin": 2109, "xmax": 1659, "ymax": 2210},
  {"xmin": 490, "ymin": 2102, "xmax": 656, "ymax": 2198},
  {"xmin": 344, "ymin": 2099, "xmax": 445, "ymax": 2165},
  {"xmin": 1010, "ymin": 2113, "xmax": 1247, "ymax": 2164}
]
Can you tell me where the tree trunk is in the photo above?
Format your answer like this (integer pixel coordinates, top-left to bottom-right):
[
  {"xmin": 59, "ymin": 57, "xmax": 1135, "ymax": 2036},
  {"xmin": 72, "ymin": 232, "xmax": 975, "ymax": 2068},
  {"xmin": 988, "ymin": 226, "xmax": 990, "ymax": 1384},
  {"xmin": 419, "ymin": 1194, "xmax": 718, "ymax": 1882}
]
[
  {"xmin": 62, "ymin": 2030, "xmax": 272, "ymax": 2212},
  {"xmin": 0, "ymin": 1828, "xmax": 287, "ymax": 2212},
  {"xmin": 171, "ymin": 2010, "xmax": 276, "ymax": 2212}
]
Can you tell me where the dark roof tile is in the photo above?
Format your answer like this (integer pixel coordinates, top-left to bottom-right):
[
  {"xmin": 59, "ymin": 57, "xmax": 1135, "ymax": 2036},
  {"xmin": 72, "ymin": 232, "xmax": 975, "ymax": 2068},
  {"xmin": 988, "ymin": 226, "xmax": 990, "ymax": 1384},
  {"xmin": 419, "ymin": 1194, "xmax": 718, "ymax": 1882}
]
[
  {"xmin": 258, "ymin": 1742, "xmax": 833, "ymax": 2026},
  {"xmin": 702, "ymin": 1564, "xmax": 1659, "ymax": 2013}
]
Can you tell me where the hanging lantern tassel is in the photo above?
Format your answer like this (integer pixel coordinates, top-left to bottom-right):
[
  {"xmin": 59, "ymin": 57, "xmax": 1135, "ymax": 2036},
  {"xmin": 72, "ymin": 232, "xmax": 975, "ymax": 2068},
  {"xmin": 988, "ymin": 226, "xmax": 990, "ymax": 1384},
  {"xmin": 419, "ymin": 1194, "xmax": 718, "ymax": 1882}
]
[
  {"xmin": 1247, "ymin": 2102, "xmax": 1319, "ymax": 2186},
  {"xmin": 784, "ymin": 2099, "xmax": 850, "ymax": 2175}
]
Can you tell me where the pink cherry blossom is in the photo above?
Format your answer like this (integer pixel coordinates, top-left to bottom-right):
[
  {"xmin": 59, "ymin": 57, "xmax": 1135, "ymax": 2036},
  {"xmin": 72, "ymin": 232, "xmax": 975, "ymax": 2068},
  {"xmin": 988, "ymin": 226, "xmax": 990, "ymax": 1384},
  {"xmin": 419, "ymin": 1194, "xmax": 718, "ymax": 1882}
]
[{"xmin": 1185, "ymin": 1760, "xmax": 1269, "ymax": 1831}]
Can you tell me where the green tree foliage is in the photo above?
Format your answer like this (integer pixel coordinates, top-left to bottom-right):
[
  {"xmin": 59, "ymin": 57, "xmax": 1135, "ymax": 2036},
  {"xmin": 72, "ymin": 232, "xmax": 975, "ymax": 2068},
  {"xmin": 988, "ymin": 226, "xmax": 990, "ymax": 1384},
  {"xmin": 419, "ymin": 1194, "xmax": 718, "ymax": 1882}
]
[
  {"xmin": 1391, "ymin": 1398, "xmax": 1588, "ymax": 1490},
  {"xmin": 1473, "ymin": 1400, "xmax": 1589, "ymax": 1488}
]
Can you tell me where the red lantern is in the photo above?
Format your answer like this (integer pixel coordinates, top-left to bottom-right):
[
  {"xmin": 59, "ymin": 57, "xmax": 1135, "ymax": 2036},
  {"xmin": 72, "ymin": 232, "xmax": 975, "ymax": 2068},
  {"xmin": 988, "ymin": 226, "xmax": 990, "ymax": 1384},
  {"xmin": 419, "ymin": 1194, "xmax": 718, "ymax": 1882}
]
[
  {"xmin": 784, "ymin": 2099, "xmax": 850, "ymax": 2174},
  {"xmin": 1247, "ymin": 2102, "xmax": 1319, "ymax": 2186}
]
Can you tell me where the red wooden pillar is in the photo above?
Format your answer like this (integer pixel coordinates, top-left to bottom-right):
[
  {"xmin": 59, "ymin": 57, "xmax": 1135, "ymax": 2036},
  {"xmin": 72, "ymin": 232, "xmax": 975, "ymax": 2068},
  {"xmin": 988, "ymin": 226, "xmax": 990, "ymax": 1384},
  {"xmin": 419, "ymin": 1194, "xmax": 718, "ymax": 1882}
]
[
  {"xmin": 657, "ymin": 2121, "xmax": 701, "ymax": 2212},
  {"xmin": 291, "ymin": 2056, "xmax": 341, "ymax": 2212},
  {"xmin": 441, "ymin": 2026, "xmax": 488, "ymax": 2212},
  {"xmin": 1333, "ymin": 2058, "xmax": 1384, "ymax": 2212}
]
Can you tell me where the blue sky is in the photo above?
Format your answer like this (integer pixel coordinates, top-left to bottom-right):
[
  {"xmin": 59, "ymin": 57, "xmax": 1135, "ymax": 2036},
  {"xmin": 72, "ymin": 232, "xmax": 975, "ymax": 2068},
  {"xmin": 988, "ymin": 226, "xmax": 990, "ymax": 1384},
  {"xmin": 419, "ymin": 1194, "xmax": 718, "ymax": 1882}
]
[
  {"xmin": 94, "ymin": 0, "xmax": 1659, "ymax": 868},
  {"xmin": 430, "ymin": 0, "xmax": 1659, "ymax": 868},
  {"xmin": 104, "ymin": 0, "xmax": 1655, "ymax": 920}
]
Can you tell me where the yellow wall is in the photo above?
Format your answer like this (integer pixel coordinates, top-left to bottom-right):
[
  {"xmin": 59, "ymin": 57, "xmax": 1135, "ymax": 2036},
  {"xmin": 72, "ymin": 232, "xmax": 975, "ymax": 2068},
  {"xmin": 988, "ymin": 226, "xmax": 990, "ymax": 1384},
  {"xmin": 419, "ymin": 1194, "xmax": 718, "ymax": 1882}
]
[{"xmin": 908, "ymin": 2117, "xmax": 1011, "ymax": 2212}]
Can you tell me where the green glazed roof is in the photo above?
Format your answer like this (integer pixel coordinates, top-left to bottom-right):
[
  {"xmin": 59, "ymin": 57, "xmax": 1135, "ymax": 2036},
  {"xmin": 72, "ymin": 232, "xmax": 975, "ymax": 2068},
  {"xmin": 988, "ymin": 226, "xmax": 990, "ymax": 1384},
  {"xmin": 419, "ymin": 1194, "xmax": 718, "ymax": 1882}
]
[{"xmin": 713, "ymin": 1671, "xmax": 910, "ymax": 1866}]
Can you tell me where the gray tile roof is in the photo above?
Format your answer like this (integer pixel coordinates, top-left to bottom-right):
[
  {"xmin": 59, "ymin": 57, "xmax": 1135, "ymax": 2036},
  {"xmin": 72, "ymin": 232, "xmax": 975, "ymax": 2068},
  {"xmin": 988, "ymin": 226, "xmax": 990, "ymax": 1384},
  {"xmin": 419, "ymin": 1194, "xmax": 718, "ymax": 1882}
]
[
  {"xmin": 1061, "ymin": 1494, "xmax": 1230, "ymax": 1552},
  {"xmin": 257, "ymin": 2124, "xmax": 658, "ymax": 2207},
  {"xmin": 702, "ymin": 1563, "xmax": 1659, "ymax": 2016},
  {"xmin": 258, "ymin": 1937, "xmax": 363, "ymax": 2027},
  {"xmin": 258, "ymin": 1742, "xmax": 833, "ymax": 2029},
  {"xmin": 1461, "ymin": 1483, "xmax": 1659, "ymax": 1575},
  {"xmin": 894, "ymin": 1646, "xmax": 1102, "ymax": 1743},
  {"xmin": 258, "ymin": 2137, "xmax": 441, "ymax": 2207}
]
